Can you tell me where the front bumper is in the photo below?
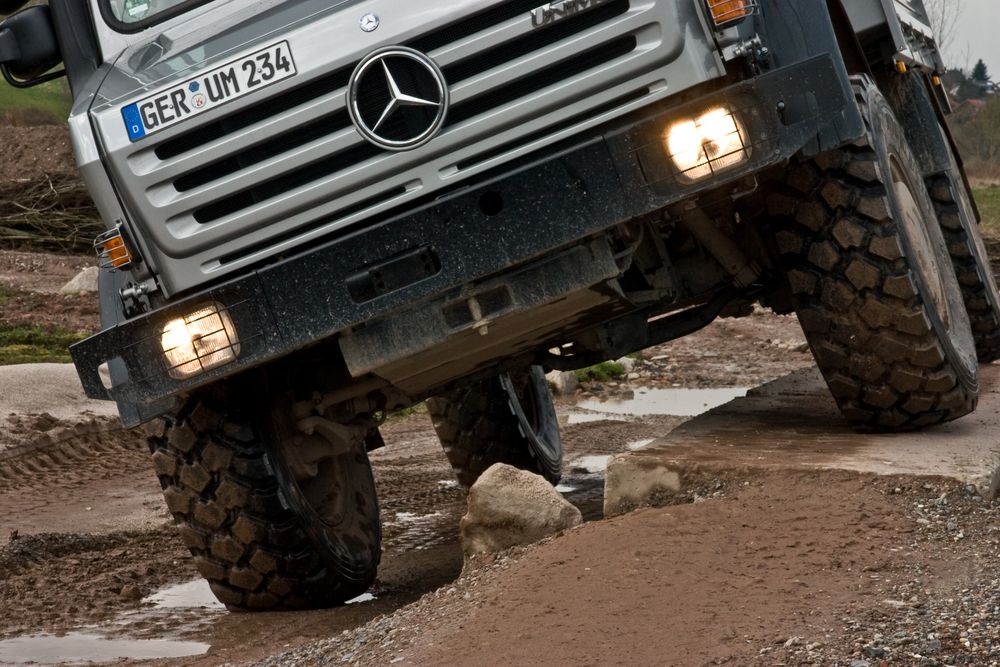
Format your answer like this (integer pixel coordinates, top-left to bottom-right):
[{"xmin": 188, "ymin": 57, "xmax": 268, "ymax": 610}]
[{"xmin": 72, "ymin": 54, "xmax": 861, "ymax": 425}]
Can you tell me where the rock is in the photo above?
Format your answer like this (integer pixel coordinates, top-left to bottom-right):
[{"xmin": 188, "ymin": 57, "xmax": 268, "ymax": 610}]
[
  {"xmin": 850, "ymin": 661, "xmax": 871, "ymax": 667},
  {"xmin": 616, "ymin": 357, "xmax": 637, "ymax": 374},
  {"xmin": 119, "ymin": 584, "xmax": 143, "ymax": 601},
  {"xmin": 862, "ymin": 645, "xmax": 886, "ymax": 659},
  {"xmin": 59, "ymin": 266, "xmax": 99, "ymax": 294},
  {"xmin": 460, "ymin": 464, "xmax": 582, "ymax": 556},
  {"xmin": 545, "ymin": 370, "xmax": 579, "ymax": 396},
  {"xmin": 922, "ymin": 638, "xmax": 943, "ymax": 654},
  {"xmin": 603, "ymin": 454, "xmax": 683, "ymax": 517}
]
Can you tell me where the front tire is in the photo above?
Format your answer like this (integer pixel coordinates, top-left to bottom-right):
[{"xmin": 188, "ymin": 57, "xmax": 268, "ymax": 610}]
[
  {"xmin": 768, "ymin": 76, "xmax": 979, "ymax": 430},
  {"xmin": 147, "ymin": 379, "xmax": 381, "ymax": 611},
  {"xmin": 427, "ymin": 366, "xmax": 562, "ymax": 488}
]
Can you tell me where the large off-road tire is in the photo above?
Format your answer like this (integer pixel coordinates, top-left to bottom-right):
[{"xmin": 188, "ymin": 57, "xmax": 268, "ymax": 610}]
[
  {"xmin": 146, "ymin": 380, "xmax": 381, "ymax": 611},
  {"xmin": 427, "ymin": 366, "xmax": 562, "ymax": 488},
  {"xmin": 768, "ymin": 77, "xmax": 979, "ymax": 430},
  {"xmin": 927, "ymin": 140, "xmax": 1000, "ymax": 363}
]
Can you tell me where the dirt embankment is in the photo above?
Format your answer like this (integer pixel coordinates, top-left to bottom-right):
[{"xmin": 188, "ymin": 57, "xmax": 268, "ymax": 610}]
[
  {"xmin": 0, "ymin": 126, "xmax": 78, "ymax": 184},
  {"xmin": 264, "ymin": 472, "xmax": 1000, "ymax": 667},
  {"xmin": 0, "ymin": 126, "xmax": 101, "ymax": 253}
]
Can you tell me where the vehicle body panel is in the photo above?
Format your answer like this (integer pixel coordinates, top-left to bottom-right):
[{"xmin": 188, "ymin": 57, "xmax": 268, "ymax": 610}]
[
  {"xmin": 841, "ymin": 0, "xmax": 942, "ymax": 70},
  {"xmin": 50, "ymin": 0, "xmax": 945, "ymax": 426}
]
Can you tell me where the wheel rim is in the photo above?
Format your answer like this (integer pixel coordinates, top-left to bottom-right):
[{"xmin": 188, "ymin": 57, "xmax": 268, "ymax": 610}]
[
  {"xmin": 891, "ymin": 155, "xmax": 951, "ymax": 330},
  {"xmin": 499, "ymin": 368, "xmax": 561, "ymax": 467},
  {"xmin": 511, "ymin": 374, "xmax": 542, "ymax": 431},
  {"xmin": 281, "ymin": 434, "xmax": 356, "ymax": 529},
  {"xmin": 263, "ymin": 388, "xmax": 381, "ymax": 577}
]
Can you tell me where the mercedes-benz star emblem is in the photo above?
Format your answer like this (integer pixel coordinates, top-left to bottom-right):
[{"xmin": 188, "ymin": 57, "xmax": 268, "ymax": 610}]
[
  {"xmin": 347, "ymin": 47, "xmax": 449, "ymax": 152},
  {"xmin": 359, "ymin": 13, "xmax": 380, "ymax": 32}
]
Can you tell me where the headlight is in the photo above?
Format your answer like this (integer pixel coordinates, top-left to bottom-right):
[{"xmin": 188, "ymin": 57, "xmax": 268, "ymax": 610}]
[
  {"xmin": 160, "ymin": 303, "xmax": 240, "ymax": 380},
  {"xmin": 665, "ymin": 107, "xmax": 750, "ymax": 183}
]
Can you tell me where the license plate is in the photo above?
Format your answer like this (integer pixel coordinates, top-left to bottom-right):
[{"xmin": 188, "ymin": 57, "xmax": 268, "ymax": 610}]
[{"xmin": 121, "ymin": 41, "xmax": 297, "ymax": 143}]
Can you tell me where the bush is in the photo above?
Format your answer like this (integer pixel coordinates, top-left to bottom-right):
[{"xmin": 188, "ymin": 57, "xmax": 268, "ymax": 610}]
[
  {"xmin": 575, "ymin": 361, "xmax": 626, "ymax": 383},
  {"xmin": 0, "ymin": 325, "xmax": 88, "ymax": 364},
  {"xmin": 950, "ymin": 99, "xmax": 1000, "ymax": 183}
]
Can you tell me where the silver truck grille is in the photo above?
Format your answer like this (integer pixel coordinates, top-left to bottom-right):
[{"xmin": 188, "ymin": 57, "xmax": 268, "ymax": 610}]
[
  {"xmin": 167, "ymin": 0, "xmax": 631, "ymax": 225},
  {"xmin": 113, "ymin": 0, "xmax": 685, "ymax": 291}
]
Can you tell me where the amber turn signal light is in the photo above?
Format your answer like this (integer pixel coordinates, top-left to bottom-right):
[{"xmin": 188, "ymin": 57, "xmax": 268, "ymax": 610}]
[
  {"xmin": 706, "ymin": 0, "xmax": 755, "ymax": 27},
  {"xmin": 95, "ymin": 227, "xmax": 135, "ymax": 271}
]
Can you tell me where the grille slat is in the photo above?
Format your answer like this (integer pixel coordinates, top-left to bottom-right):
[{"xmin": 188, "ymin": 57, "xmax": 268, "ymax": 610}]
[
  {"xmin": 143, "ymin": 0, "xmax": 647, "ymax": 241},
  {"xmin": 190, "ymin": 32, "xmax": 636, "ymax": 225},
  {"xmin": 440, "ymin": 0, "xmax": 629, "ymax": 84},
  {"xmin": 155, "ymin": 65, "xmax": 353, "ymax": 161}
]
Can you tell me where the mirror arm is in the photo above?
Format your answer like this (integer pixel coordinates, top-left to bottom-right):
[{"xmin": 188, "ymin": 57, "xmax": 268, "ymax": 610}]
[{"xmin": 0, "ymin": 62, "xmax": 66, "ymax": 88}]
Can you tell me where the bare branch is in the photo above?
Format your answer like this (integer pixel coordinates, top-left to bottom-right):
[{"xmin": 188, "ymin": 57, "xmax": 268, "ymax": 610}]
[
  {"xmin": 0, "ymin": 177, "xmax": 103, "ymax": 252},
  {"xmin": 924, "ymin": 0, "xmax": 963, "ymax": 56}
]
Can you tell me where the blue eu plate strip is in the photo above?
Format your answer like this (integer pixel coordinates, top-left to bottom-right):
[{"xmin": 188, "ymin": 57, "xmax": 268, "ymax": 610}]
[{"xmin": 121, "ymin": 103, "xmax": 146, "ymax": 142}]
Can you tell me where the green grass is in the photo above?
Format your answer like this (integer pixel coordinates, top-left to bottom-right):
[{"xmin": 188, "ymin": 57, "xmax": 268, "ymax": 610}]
[
  {"xmin": 0, "ymin": 325, "xmax": 87, "ymax": 364},
  {"xmin": 0, "ymin": 78, "xmax": 71, "ymax": 123},
  {"xmin": 575, "ymin": 361, "xmax": 625, "ymax": 383},
  {"xmin": 973, "ymin": 187, "xmax": 1000, "ymax": 239},
  {"xmin": 383, "ymin": 401, "xmax": 429, "ymax": 425}
]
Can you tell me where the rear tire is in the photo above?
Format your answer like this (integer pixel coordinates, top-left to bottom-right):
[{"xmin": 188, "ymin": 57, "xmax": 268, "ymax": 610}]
[
  {"xmin": 427, "ymin": 366, "xmax": 562, "ymax": 488},
  {"xmin": 927, "ymin": 141, "xmax": 1000, "ymax": 362},
  {"xmin": 768, "ymin": 77, "xmax": 979, "ymax": 430},
  {"xmin": 147, "ymin": 379, "xmax": 381, "ymax": 611}
]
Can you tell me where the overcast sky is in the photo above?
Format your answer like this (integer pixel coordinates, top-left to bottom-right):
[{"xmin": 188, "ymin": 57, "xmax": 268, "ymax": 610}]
[{"xmin": 945, "ymin": 0, "xmax": 1000, "ymax": 75}]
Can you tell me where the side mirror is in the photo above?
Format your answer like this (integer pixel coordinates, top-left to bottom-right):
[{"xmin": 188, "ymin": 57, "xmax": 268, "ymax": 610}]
[{"xmin": 0, "ymin": 6, "xmax": 65, "ymax": 88}]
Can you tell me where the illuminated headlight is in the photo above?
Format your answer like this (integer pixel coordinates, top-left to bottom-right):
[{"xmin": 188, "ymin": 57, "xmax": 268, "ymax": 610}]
[
  {"xmin": 160, "ymin": 303, "xmax": 240, "ymax": 380},
  {"xmin": 666, "ymin": 107, "xmax": 750, "ymax": 183}
]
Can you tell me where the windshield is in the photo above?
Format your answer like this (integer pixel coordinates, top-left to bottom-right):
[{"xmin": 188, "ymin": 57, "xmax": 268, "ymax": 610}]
[{"xmin": 102, "ymin": 0, "xmax": 211, "ymax": 31}]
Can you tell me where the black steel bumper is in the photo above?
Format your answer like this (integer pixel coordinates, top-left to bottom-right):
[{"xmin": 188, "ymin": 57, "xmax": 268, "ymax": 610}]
[{"xmin": 72, "ymin": 54, "xmax": 862, "ymax": 425}]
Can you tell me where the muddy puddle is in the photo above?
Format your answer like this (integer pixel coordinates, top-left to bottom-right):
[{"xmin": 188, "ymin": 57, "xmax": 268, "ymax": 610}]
[
  {"xmin": 142, "ymin": 580, "xmax": 225, "ymax": 611},
  {"xmin": 571, "ymin": 387, "xmax": 748, "ymax": 421},
  {"xmin": 1, "ymin": 579, "xmax": 225, "ymax": 664},
  {"xmin": 0, "ymin": 632, "xmax": 210, "ymax": 664}
]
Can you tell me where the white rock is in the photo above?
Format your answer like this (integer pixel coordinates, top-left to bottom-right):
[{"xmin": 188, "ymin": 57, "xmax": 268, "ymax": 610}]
[
  {"xmin": 603, "ymin": 453, "xmax": 683, "ymax": 517},
  {"xmin": 616, "ymin": 357, "xmax": 637, "ymax": 373},
  {"xmin": 545, "ymin": 370, "xmax": 579, "ymax": 396},
  {"xmin": 460, "ymin": 464, "xmax": 582, "ymax": 556},
  {"xmin": 59, "ymin": 266, "xmax": 100, "ymax": 294}
]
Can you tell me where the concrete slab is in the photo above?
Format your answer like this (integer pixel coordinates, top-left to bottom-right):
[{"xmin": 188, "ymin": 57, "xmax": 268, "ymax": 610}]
[
  {"xmin": 0, "ymin": 363, "xmax": 120, "ymax": 455},
  {"xmin": 0, "ymin": 364, "xmax": 117, "ymax": 421},
  {"xmin": 604, "ymin": 365, "xmax": 1000, "ymax": 516}
]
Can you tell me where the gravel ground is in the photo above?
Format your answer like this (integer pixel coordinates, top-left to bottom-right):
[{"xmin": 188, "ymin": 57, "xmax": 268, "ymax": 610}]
[{"xmin": 769, "ymin": 482, "xmax": 1000, "ymax": 667}]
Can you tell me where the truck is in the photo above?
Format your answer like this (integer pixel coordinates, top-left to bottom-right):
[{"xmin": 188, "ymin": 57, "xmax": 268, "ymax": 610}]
[{"xmin": 0, "ymin": 0, "xmax": 995, "ymax": 610}]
